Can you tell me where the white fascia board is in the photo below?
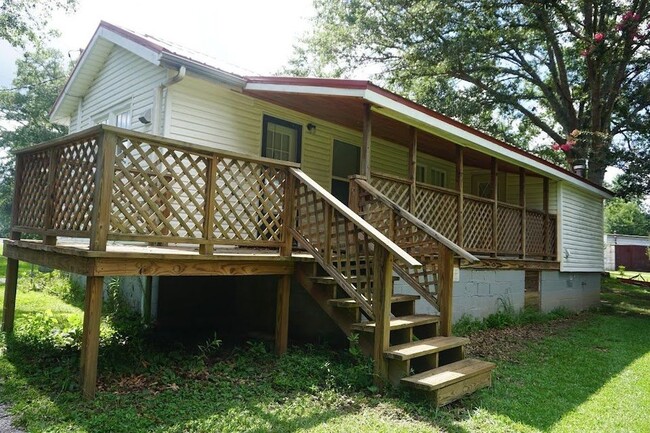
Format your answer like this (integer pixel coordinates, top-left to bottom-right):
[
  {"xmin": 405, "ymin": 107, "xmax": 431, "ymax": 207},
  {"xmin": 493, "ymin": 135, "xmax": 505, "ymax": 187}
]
[
  {"xmin": 244, "ymin": 82, "xmax": 367, "ymax": 98},
  {"xmin": 97, "ymin": 27, "xmax": 161, "ymax": 65},
  {"xmin": 363, "ymin": 89, "xmax": 611, "ymax": 199}
]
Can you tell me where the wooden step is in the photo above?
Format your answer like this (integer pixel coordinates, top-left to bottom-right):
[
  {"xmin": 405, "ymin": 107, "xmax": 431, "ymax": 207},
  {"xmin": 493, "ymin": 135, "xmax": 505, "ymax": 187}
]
[
  {"xmin": 310, "ymin": 275, "xmax": 399, "ymax": 285},
  {"xmin": 351, "ymin": 314, "xmax": 439, "ymax": 332},
  {"xmin": 384, "ymin": 336, "xmax": 469, "ymax": 361},
  {"xmin": 329, "ymin": 294, "xmax": 419, "ymax": 308},
  {"xmin": 401, "ymin": 358, "xmax": 496, "ymax": 406}
]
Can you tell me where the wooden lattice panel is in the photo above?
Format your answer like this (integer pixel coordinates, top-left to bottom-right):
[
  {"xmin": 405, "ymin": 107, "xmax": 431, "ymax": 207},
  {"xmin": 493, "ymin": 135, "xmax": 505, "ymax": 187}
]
[
  {"xmin": 525, "ymin": 210, "xmax": 545, "ymax": 256},
  {"xmin": 497, "ymin": 205, "xmax": 522, "ymax": 255},
  {"xmin": 212, "ymin": 158, "xmax": 285, "ymax": 242},
  {"xmin": 293, "ymin": 178, "xmax": 376, "ymax": 315},
  {"xmin": 110, "ymin": 138, "xmax": 208, "ymax": 240},
  {"xmin": 463, "ymin": 198, "xmax": 493, "ymax": 252},
  {"xmin": 548, "ymin": 215, "xmax": 557, "ymax": 258},
  {"xmin": 370, "ymin": 174, "xmax": 410, "ymax": 209},
  {"xmin": 357, "ymin": 187, "xmax": 440, "ymax": 306},
  {"xmin": 414, "ymin": 186, "xmax": 458, "ymax": 242},
  {"xmin": 16, "ymin": 150, "xmax": 50, "ymax": 229},
  {"xmin": 50, "ymin": 138, "xmax": 99, "ymax": 232}
]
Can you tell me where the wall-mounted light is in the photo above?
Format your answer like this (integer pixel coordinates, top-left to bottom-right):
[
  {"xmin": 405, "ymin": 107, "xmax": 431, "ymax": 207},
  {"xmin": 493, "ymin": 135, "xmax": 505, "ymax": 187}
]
[
  {"xmin": 307, "ymin": 123, "xmax": 316, "ymax": 133},
  {"xmin": 138, "ymin": 108, "xmax": 152, "ymax": 125}
]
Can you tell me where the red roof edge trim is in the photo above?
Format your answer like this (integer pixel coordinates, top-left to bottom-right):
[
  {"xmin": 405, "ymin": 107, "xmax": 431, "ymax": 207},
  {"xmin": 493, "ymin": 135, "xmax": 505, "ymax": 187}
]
[
  {"xmin": 98, "ymin": 20, "xmax": 165, "ymax": 54},
  {"xmin": 245, "ymin": 76, "xmax": 371, "ymax": 90}
]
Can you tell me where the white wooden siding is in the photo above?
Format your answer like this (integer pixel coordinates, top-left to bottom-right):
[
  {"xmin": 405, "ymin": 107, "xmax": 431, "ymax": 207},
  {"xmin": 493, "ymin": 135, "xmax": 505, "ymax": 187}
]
[
  {"xmin": 559, "ymin": 183, "xmax": 604, "ymax": 272},
  {"xmin": 68, "ymin": 46, "xmax": 167, "ymax": 133}
]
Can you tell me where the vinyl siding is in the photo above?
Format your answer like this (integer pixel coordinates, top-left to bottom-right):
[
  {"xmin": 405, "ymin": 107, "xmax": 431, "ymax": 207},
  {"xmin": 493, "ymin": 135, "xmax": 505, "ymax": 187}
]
[
  {"xmin": 559, "ymin": 183, "xmax": 604, "ymax": 272},
  {"xmin": 68, "ymin": 46, "xmax": 167, "ymax": 133}
]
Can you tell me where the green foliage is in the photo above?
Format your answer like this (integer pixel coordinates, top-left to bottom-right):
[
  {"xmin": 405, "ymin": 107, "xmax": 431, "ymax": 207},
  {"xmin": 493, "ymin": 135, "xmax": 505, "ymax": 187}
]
[
  {"xmin": 604, "ymin": 197, "xmax": 650, "ymax": 235},
  {"xmin": 453, "ymin": 299, "xmax": 572, "ymax": 336},
  {"xmin": 618, "ymin": 265, "xmax": 627, "ymax": 275},
  {"xmin": 290, "ymin": 0, "xmax": 650, "ymax": 187},
  {"xmin": 0, "ymin": 44, "xmax": 70, "ymax": 235},
  {"xmin": 0, "ymin": 0, "xmax": 76, "ymax": 47}
]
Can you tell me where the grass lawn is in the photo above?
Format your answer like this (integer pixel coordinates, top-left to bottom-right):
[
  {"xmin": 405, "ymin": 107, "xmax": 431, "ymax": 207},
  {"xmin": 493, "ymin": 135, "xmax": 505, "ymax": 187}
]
[
  {"xmin": 0, "ymin": 258, "xmax": 648, "ymax": 432},
  {"xmin": 609, "ymin": 270, "xmax": 650, "ymax": 281}
]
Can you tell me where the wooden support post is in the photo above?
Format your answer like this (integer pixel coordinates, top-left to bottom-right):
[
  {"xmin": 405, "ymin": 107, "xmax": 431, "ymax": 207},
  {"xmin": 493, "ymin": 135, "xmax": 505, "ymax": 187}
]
[
  {"xmin": 89, "ymin": 131, "xmax": 117, "ymax": 252},
  {"xmin": 323, "ymin": 203, "xmax": 333, "ymax": 266},
  {"xmin": 372, "ymin": 247, "xmax": 393, "ymax": 386},
  {"xmin": 408, "ymin": 127, "xmax": 417, "ymax": 213},
  {"xmin": 274, "ymin": 274, "xmax": 291, "ymax": 355},
  {"xmin": 455, "ymin": 145, "xmax": 464, "ymax": 247},
  {"xmin": 1, "ymin": 258, "xmax": 19, "ymax": 333},
  {"xmin": 43, "ymin": 148, "xmax": 60, "ymax": 246},
  {"xmin": 519, "ymin": 168, "xmax": 526, "ymax": 258},
  {"xmin": 491, "ymin": 157, "xmax": 498, "ymax": 256},
  {"xmin": 438, "ymin": 246, "xmax": 454, "ymax": 337},
  {"xmin": 543, "ymin": 177, "xmax": 550, "ymax": 259},
  {"xmin": 348, "ymin": 177, "xmax": 360, "ymax": 214},
  {"xmin": 361, "ymin": 103, "xmax": 372, "ymax": 180},
  {"xmin": 200, "ymin": 156, "xmax": 218, "ymax": 255},
  {"xmin": 143, "ymin": 276, "xmax": 153, "ymax": 324},
  {"xmin": 80, "ymin": 276, "xmax": 104, "ymax": 399}
]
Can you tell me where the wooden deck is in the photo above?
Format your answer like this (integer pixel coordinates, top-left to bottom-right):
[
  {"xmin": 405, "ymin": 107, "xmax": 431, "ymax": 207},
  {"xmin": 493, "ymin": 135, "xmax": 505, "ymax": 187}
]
[{"xmin": 3, "ymin": 239, "xmax": 313, "ymax": 277}]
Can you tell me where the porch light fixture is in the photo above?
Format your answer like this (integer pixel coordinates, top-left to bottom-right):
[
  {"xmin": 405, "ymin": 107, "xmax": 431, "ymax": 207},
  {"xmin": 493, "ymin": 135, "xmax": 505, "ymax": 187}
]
[{"xmin": 307, "ymin": 123, "xmax": 317, "ymax": 133}]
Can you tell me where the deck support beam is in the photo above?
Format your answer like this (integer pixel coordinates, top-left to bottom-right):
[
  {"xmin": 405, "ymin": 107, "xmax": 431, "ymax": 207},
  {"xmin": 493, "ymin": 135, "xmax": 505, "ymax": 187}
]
[
  {"xmin": 2, "ymin": 258, "xmax": 19, "ymax": 333},
  {"xmin": 274, "ymin": 275, "xmax": 291, "ymax": 355},
  {"xmin": 519, "ymin": 168, "xmax": 526, "ymax": 258},
  {"xmin": 80, "ymin": 276, "xmax": 104, "ymax": 399},
  {"xmin": 455, "ymin": 145, "xmax": 464, "ymax": 247},
  {"xmin": 491, "ymin": 157, "xmax": 498, "ymax": 257},
  {"xmin": 361, "ymin": 103, "xmax": 372, "ymax": 180},
  {"xmin": 372, "ymin": 247, "xmax": 393, "ymax": 386},
  {"xmin": 408, "ymin": 127, "xmax": 417, "ymax": 213}
]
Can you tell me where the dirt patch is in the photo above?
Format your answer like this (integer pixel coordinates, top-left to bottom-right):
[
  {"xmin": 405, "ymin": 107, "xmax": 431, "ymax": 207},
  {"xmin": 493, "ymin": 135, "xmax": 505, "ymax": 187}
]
[{"xmin": 465, "ymin": 315, "xmax": 587, "ymax": 362}]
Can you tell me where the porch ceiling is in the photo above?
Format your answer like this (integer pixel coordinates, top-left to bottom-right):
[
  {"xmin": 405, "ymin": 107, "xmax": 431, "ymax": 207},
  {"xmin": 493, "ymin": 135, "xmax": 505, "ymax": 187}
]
[{"xmin": 244, "ymin": 89, "xmax": 532, "ymax": 175}]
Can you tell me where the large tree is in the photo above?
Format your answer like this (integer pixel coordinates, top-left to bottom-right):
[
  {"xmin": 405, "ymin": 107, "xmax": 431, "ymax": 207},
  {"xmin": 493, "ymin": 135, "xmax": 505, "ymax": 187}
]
[
  {"xmin": 289, "ymin": 0, "xmax": 650, "ymax": 187},
  {"xmin": 1, "ymin": 0, "xmax": 76, "ymax": 47},
  {"xmin": 605, "ymin": 197, "xmax": 650, "ymax": 234},
  {"xmin": 0, "ymin": 45, "xmax": 68, "ymax": 234}
]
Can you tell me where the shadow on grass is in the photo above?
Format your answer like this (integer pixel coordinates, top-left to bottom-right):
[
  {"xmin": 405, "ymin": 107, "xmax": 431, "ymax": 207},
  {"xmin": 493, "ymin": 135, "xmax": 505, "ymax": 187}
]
[{"xmin": 445, "ymin": 287, "xmax": 650, "ymax": 431}]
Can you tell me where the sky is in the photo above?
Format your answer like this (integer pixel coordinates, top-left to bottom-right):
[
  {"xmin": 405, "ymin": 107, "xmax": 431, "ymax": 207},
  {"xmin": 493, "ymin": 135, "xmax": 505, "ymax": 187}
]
[
  {"xmin": 0, "ymin": 0, "xmax": 316, "ymax": 87},
  {"xmin": 0, "ymin": 0, "xmax": 627, "ymax": 183}
]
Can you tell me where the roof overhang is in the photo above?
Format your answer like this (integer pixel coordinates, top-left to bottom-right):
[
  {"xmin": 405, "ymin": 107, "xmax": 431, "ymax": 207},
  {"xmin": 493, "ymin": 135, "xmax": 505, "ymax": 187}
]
[{"xmin": 244, "ymin": 78, "xmax": 613, "ymax": 199}]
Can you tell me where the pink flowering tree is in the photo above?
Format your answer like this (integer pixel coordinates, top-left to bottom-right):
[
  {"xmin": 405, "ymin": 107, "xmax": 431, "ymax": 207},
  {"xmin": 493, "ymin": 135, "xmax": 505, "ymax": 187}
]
[{"xmin": 289, "ymin": 0, "xmax": 650, "ymax": 189}]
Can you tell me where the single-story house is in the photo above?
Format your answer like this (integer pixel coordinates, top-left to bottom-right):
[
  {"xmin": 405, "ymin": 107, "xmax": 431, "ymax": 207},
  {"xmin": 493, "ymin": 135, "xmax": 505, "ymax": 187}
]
[
  {"xmin": 1, "ymin": 21, "xmax": 612, "ymax": 403},
  {"xmin": 604, "ymin": 234, "xmax": 650, "ymax": 272}
]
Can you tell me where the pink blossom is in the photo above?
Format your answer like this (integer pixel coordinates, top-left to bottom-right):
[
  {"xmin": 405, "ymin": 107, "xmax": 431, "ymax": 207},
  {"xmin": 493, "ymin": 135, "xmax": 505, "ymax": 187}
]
[
  {"xmin": 560, "ymin": 143, "xmax": 572, "ymax": 152},
  {"xmin": 551, "ymin": 143, "xmax": 561, "ymax": 151},
  {"xmin": 580, "ymin": 49, "xmax": 591, "ymax": 57},
  {"xmin": 594, "ymin": 32, "xmax": 605, "ymax": 43}
]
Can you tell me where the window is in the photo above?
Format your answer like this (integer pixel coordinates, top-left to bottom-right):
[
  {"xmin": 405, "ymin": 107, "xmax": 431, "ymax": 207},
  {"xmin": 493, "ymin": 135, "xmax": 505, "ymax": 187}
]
[
  {"xmin": 472, "ymin": 174, "xmax": 507, "ymax": 199},
  {"xmin": 93, "ymin": 103, "xmax": 132, "ymax": 129},
  {"xmin": 416, "ymin": 164, "xmax": 447, "ymax": 188},
  {"xmin": 261, "ymin": 115, "xmax": 302, "ymax": 162}
]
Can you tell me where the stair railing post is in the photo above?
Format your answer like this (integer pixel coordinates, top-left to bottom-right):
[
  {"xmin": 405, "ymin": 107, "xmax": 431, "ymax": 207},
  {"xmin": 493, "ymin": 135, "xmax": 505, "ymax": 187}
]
[
  {"xmin": 200, "ymin": 155, "xmax": 218, "ymax": 255},
  {"xmin": 372, "ymin": 246, "xmax": 393, "ymax": 386},
  {"xmin": 438, "ymin": 245, "xmax": 454, "ymax": 336},
  {"xmin": 280, "ymin": 169, "xmax": 296, "ymax": 257}
]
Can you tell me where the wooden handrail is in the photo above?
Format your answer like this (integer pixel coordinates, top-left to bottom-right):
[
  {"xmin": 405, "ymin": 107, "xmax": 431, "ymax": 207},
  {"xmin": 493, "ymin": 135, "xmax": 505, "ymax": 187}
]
[
  {"xmin": 354, "ymin": 177, "xmax": 478, "ymax": 263},
  {"xmin": 290, "ymin": 168, "xmax": 421, "ymax": 267}
]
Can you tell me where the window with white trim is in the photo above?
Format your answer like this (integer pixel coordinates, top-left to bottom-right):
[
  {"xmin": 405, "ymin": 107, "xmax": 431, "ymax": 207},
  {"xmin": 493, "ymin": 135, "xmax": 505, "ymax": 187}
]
[
  {"xmin": 93, "ymin": 103, "xmax": 132, "ymax": 129},
  {"xmin": 416, "ymin": 163, "xmax": 447, "ymax": 188}
]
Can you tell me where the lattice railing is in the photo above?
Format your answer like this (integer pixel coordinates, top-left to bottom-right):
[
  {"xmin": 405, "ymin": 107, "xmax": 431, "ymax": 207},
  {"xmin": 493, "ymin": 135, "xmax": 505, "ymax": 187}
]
[
  {"xmin": 351, "ymin": 177, "xmax": 477, "ymax": 334},
  {"xmin": 289, "ymin": 169, "xmax": 420, "ymax": 319},
  {"xmin": 497, "ymin": 203, "xmax": 522, "ymax": 255},
  {"xmin": 14, "ymin": 130, "xmax": 100, "ymax": 236},
  {"xmin": 370, "ymin": 171, "xmax": 557, "ymax": 260},
  {"xmin": 11, "ymin": 126, "xmax": 294, "ymax": 252},
  {"xmin": 463, "ymin": 196, "xmax": 493, "ymax": 253}
]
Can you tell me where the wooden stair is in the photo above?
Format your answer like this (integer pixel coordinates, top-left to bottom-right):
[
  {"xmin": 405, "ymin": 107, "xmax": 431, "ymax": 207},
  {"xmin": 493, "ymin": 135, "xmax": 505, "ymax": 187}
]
[{"xmin": 296, "ymin": 262, "xmax": 495, "ymax": 406}]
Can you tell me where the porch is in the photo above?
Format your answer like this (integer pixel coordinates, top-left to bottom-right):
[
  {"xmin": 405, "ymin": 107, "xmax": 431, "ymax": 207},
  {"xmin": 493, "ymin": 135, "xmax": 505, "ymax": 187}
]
[{"xmin": 2, "ymin": 125, "xmax": 480, "ymax": 398}]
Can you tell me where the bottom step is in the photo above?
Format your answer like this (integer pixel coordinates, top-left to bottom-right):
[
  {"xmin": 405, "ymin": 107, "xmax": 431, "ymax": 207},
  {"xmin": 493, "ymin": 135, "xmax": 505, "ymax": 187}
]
[{"xmin": 401, "ymin": 358, "xmax": 496, "ymax": 406}]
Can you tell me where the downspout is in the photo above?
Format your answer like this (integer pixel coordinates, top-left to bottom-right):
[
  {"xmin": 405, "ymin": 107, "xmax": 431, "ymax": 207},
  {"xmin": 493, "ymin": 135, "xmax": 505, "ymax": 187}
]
[
  {"xmin": 152, "ymin": 66, "xmax": 186, "ymax": 137},
  {"xmin": 148, "ymin": 65, "xmax": 186, "ymax": 322}
]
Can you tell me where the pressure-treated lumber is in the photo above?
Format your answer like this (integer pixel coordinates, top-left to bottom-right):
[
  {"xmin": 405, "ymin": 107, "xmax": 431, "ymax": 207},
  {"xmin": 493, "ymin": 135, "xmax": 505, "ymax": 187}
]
[
  {"xmin": 351, "ymin": 314, "xmax": 440, "ymax": 332},
  {"xmin": 80, "ymin": 276, "xmax": 104, "ymax": 399},
  {"xmin": 401, "ymin": 358, "xmax": 495, "ymax": 391},
  {"xmin": 384, "ymin": 336, "xmax": 469, "ymax": 361},
  {"xmin": 438, "ymin": 246, "xmax": 454, "ymax": 337},
  {"xmin": 1, "ymin": 258, "xmax": 19, "ymax": 333},
  {"xmin": 274, "ymin": 275, "xmax": 291, "ymax": 355},
  {"xmin": 372, "ymin": 247, "xmax": 393, "ymax": 385},
  {"xmin": 328, "ymin": 294, "xmax": 419, "ymax": 308}
]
